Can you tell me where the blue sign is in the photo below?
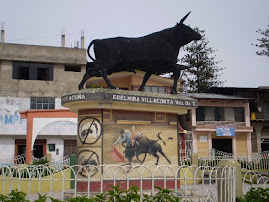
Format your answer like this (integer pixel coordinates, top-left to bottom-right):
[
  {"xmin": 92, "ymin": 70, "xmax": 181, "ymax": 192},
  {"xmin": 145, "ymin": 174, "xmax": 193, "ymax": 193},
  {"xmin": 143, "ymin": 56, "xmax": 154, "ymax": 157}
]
[{"xmin": 216, "ymin": 126, "xmax": 235, "ymax": 136}]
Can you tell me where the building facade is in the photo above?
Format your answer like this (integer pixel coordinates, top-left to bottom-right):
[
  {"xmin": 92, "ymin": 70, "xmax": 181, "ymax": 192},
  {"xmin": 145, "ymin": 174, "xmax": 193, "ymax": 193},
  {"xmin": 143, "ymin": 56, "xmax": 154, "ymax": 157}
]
[
  {"xmin": 179, "ymin": 93, "xmax": 253, "ymax": 159},
  {"xmin": 0, "ymin": 40, "xmax": 181, "ymax": 164},
  {"xmin": 209, "ymin": 87, "xmax": 269, "ymax": 153},
  {"xmin": 0, "ymin": 42, "xmax": 86, "ymax": 163}
]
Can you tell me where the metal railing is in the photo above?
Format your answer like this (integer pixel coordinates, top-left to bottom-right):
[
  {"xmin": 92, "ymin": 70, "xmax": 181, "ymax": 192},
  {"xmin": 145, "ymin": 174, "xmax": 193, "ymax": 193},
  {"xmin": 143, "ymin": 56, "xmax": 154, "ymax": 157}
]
[
  {"xmin": 196, "ymin": 121, "xmax": 246, "ymax": 127},
  {"xmin": 179, "ymin": 149, "xmax": 192, "ymax": 165},
  {"xmin": 0, "ymin": 154, "xmax": 26, "ymax": 166},
  {"xmin": 242, "ymin": 170, "xmax": 269, "ymax": 195},
  {"xmin": 0, "ymin": 154, "xmax": 70, "ymax": 167},
  {"xmin": 50, "ymin": 155, "xmax": 70, "ymax": 167},
  {"xmin": 179, "ymin": 149, "xmax": 269, "ymax": 171},
  {"xmin": 0, "ymin": 164, "xmax": 236, "ymax": 201}
]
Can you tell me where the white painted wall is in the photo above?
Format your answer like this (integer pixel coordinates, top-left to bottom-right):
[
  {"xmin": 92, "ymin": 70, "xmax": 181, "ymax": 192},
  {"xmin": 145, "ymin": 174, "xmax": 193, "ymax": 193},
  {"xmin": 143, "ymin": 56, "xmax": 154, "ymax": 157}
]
[
  {"xmin": 0, "ymin": 137, "xmax": 15, "ymax": 163},
  {"xmin": 55, "ymin": 97, "xmax": 66, "ymax": 109},
  {"xmin": 0, "ymin": 97, "xmax": 69, "ymax": 136},
  {"xmin": 46, "ymin": 137, "xmax": 64, "ymax": 160},
  {"xmin": 39, "ymin": 121, "xmax": 77, "ymax": 136},
  {"xmin": 0, "ymin": 97, "xmax": 29, "ymax": 135},
  {"xmin": 32, "ymin": 118, "xmax": 77, "ymax": 149},
  {"xmin": 0, "ymin": 96, "xmax": 77, "ymax": 162}
]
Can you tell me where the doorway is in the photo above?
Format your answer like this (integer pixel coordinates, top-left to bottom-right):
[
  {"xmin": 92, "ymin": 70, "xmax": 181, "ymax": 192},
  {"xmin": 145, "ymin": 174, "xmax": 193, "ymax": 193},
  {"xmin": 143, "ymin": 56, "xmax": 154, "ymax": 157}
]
[
  {"xmin": 18, "ymin": 145, "xmax": 26, "ymax": 155},
  {"xmin": 212, "ymin": 139, "xmax": 232, "ymax": 153},
  {"xmin": 261, "ymin": 139, "xmax": 269, "ymax": 151},
  {"xmin": 33, "ymin": 145, "xmax": 44, "ymax": 158}
]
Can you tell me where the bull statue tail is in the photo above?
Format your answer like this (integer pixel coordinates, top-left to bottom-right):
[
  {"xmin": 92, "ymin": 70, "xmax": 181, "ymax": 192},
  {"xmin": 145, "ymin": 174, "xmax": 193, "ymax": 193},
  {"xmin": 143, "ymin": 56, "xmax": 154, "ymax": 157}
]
[
  {"xmin": 87, "ymin": 40, "xmax": 96, "ymax": 62},
  {"xmin": 156, "ymin": 132, "xmax": 166, "ymax": 146}
]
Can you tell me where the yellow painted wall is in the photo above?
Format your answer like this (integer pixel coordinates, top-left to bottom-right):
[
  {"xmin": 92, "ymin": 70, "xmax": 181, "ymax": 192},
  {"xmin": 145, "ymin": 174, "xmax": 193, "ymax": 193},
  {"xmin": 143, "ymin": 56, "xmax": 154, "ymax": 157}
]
[
  {"xmin": 196, "ymin": 134, "xmax": 209, "ymax": 156},
  {"xmin": 236, "ymin": 133, "xmax": 248, "ymax": 156},
  {"xmin": 0, "ymin": 169, "xmax": 71, "ymax": 195}
]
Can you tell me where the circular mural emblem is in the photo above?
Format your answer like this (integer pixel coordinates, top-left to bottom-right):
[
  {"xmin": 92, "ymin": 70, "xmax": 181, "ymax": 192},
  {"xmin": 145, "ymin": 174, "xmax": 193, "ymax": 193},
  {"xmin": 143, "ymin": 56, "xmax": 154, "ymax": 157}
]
[
  {"xmin": 78, "ymin": 150, "xmax": 100, "ymax": 177},
  {"xmin": 78, "ymin": 117, "xmax": 102, "ymax": 145}
]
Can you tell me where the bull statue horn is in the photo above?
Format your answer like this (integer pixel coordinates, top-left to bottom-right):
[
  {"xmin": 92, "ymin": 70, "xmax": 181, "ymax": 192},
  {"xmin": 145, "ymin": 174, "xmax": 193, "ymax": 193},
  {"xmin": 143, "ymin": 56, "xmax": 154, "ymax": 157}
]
[{"xmin": 180, "ymin": 11, "xmax": 191, "ymax": 24}]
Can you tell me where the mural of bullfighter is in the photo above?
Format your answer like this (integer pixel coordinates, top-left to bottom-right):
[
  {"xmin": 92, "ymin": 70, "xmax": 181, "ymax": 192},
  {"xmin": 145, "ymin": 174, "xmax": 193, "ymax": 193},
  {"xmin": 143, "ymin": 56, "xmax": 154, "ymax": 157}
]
[{"xmin": 123, "ymin": 132, "xmax": 171, "ymax": 165}]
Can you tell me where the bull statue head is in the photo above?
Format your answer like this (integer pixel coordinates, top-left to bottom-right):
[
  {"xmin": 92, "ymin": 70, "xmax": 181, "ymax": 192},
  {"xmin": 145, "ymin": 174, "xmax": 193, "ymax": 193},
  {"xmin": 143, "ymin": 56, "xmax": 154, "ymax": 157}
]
[{"xmin": 175, "ymin": 12, "xmax": 201, "ymax": 46}]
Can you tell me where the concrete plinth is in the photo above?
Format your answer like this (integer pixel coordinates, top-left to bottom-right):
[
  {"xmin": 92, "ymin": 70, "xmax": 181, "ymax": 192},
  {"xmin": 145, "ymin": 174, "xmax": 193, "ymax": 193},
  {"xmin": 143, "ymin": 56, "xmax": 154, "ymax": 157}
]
[{"xmin": 61, "ymin": 88, "xmax": 197, "ymax": 191}]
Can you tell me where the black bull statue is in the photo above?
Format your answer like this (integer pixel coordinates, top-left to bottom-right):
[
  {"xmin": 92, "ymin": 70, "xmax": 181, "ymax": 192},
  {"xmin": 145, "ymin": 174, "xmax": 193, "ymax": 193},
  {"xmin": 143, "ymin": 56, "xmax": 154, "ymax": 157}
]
[{"xmin": 78, "ymin": 12, "xmax": 201, "ymax": 94}]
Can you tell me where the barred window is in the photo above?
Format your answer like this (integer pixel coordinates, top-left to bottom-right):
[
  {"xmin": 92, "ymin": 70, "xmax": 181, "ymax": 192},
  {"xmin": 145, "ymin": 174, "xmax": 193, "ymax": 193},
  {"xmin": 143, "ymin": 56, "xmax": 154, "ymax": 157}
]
[{"xmin": 30, "ymin": 97, "xmax": 55, "ymax": 109}]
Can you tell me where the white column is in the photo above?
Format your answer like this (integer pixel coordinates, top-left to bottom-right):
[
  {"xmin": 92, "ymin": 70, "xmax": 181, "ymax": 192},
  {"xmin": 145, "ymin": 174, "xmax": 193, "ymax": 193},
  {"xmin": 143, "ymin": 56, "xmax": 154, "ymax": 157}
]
[
  {"xmin": 208, "ymin": 132, "xmax": 212, "ymax": 152},
  {"xmin": 232, "ymin": 135, "xmax": 237, "ymax": 158},
  {"xmin": 255, "ymin": 126, "xmax": 262, "ymax": 153},
  {"xmin": 192, "ymin": 131, "xmax": 197, "ymax": 153}
]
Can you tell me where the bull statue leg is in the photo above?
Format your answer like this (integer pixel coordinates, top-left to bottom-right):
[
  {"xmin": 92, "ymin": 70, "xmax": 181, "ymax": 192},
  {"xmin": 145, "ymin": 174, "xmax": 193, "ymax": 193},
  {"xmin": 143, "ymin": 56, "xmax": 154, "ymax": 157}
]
[
  {"xmin": 170, "ymin": 64, "xmax": 190, "ymax": 94},
  {"xmin": 138, "ymin": 71, "xmax": 152, "ymax": 91},
  {"xmin": 78, "ymin": 73, "xmax": 91, "ymax": 90},
  {"xmin": 100, "ymin": 67, "xmax": 116, "ymax": 89}
]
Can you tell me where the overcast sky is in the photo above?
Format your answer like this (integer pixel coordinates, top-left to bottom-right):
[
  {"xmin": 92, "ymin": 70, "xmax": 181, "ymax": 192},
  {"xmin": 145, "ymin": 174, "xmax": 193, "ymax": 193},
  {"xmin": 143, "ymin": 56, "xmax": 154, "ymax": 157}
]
[{"xmin": 0, "ymin": 0, "xmax": 268, "ymax": 88}]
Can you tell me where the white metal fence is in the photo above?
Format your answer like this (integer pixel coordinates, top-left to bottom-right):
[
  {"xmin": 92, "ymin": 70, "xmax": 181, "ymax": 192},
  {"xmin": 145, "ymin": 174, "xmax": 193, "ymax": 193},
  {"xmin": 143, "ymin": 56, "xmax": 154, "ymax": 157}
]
[
  {"xmin": 179, "ymin": 149, "xmax": 269, "ymax": 171},
  {"xmin": 242, "ymin": 170, "xmax": 269, "ymax": 195},
  {"xmin": 0, "ymin": 154, "xmax": 70, "ymax": 167},
  {"xmin": 0, "ymin": 154, "xmax": 26, "ymax": 166},
  {"xmin": 0, "ymin": 164, "xmax": 236, "ymax": 201}
]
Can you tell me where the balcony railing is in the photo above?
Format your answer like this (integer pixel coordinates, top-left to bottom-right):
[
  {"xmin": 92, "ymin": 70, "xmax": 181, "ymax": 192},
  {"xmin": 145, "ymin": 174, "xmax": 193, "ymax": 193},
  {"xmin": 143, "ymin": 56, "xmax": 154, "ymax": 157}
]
[{"xmin": 196, "ymin": 121, "xmax": 246, "ymax": 127}]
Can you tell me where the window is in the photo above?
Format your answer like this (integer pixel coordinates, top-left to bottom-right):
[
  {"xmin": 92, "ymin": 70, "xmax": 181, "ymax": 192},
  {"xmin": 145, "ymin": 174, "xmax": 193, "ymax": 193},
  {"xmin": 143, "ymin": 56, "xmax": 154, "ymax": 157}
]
[
  {"xmin": 196, "ymin": 106, "xmax": 245, "ymax": 122},
  {"xmin": 144, "ymin": 86, "xmax": 165, "ymax": 94},
  {"xmin": 196, "ymin": 106, "xmax": 205, "ymax": 121},
  {"xmin": 30, "ymin": 97, "xmax": 55, "ymax": 109},
  {"xmin": 13, "ymin": 62, "xmax": 53, "ymax": 81},
  {"xmin": 65, "ymin": 65, "xmax": 81, "ymax": 72},
  {"xmin": 185, "ymin": 133, "xmax": 193, "ymax": 150},
  {"xmin": 48, "ymin": 144, "xmax": 56, "ymax": 152}
]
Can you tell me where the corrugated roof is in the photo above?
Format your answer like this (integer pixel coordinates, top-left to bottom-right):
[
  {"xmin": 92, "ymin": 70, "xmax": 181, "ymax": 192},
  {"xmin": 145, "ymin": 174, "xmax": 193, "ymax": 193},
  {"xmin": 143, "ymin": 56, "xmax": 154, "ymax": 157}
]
[{"xmin": 178, "ymin": 93, "xmax": 249, "ymax": 100}]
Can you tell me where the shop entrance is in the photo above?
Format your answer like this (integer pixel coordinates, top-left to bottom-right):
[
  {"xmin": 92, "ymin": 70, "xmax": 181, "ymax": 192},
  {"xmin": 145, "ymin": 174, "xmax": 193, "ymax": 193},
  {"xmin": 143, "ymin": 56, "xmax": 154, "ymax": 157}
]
[{"xmin": 212, "ymin": 139, "xmax": 232, "ymax": 153}]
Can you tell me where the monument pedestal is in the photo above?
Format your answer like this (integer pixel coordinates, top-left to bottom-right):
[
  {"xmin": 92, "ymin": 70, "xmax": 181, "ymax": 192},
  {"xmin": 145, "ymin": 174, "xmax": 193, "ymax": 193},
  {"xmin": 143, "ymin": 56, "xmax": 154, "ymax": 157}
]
[{"xmin": 61, "ymin": 88, "xmax": 197, "ymax": 191}]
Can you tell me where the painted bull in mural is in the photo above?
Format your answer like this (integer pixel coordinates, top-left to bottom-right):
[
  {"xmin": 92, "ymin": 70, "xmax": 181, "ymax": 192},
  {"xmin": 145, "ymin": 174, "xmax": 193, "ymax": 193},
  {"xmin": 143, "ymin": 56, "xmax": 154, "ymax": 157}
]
[
  {"xmin": 123, "ymin": 133, "xmax": 171, "ymax": 165},
  {"xmin": 78, "ymin": 12, "xmax": 201, "ymax": 94}
]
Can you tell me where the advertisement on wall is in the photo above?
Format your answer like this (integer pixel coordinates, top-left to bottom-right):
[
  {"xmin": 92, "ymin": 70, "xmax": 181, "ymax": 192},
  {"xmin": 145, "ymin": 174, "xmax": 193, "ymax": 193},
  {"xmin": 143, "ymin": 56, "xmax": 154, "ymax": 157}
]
[
  {"xmin": 216, "ymin": 126, "xmax": 235, "ymax": 136},
  {"xmin": 0, "ymin": 97, "xmax": 28, "ymax": 135}
]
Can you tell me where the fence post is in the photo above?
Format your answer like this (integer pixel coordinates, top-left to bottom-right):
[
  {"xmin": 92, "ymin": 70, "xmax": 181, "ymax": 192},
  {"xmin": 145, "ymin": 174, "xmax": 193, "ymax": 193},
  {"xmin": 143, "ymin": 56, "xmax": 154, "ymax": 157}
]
[
  {"xmin": 70, "ymin": 153, "xmax": 76, "ymax": 189},
  {"xmin": 191, "ymin": 153, "xmax": 198, "ymax": 166},
  {"xmin": 217, "ymin": 159, "xmax": 242, "ymax": 201}
]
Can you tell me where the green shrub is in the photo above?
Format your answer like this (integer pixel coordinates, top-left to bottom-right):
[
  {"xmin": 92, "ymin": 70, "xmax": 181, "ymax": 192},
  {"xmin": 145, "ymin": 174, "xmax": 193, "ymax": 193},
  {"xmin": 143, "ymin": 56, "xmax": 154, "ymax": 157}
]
[
  {"xmin": 143, "ymin": 186, "xmax": 180, "ymax": 202},
  {"xmin": 0, "ymin": 185, "xmax": 181, "ymax": 201},
  {"xmin": 0, "ymin": 189, "xmax": 30, "ymax": 202},
  {"xmin": 237, "ymin": 187, "xmax": 269, "ymax": 202},
  {"xmin": 32, "ymin": 158, "xmax": 49, "ymax": 165}
]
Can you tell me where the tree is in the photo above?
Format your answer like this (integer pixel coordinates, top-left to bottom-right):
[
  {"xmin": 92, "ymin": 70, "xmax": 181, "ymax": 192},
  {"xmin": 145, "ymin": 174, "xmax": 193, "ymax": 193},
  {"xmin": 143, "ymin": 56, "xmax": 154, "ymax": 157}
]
[
  {"xmin": 180, "ymin": 28, "xmax": 225, "ymax": 93},
  {"xmin": 252, "ymin": 18, "xmax": 269, "ymax": 57}
]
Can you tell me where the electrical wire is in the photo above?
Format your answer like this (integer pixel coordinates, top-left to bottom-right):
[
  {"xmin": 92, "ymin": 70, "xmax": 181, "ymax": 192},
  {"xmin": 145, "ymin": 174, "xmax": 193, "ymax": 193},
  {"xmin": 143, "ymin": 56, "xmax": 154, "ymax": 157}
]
[{"xmin": 7, "ymin": 32, "xmax": 81, "ymax": 42}]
